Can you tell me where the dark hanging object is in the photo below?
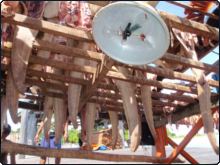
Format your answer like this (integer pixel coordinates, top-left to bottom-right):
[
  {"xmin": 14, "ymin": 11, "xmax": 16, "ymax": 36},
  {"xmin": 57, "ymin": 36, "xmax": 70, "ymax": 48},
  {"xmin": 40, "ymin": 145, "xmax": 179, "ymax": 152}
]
[
  {"xmin": 140, "ymin": 121, "xmax": 155, "ymax": 145},
  {"xmin": 206, "ymin": 6, "xmax": 219, "ymax": 28}
]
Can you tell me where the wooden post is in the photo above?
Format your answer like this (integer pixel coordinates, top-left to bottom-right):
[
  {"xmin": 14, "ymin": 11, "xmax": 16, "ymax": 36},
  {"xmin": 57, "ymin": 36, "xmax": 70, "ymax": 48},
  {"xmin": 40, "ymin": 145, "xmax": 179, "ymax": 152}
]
[
  {"xmin": 1, "ymin": 140, "xmax": 166, "ymax": 163},
  {"xmin": 154, "ymin": 126, "xmax": 167, "ymax": 158},
  {"xmin": 164, "ymin": 107, "xmax": 218, "ymax": 164},
  {"xmin": 167, "ymin": 137, "xmax": 198, "ymax": 164}
]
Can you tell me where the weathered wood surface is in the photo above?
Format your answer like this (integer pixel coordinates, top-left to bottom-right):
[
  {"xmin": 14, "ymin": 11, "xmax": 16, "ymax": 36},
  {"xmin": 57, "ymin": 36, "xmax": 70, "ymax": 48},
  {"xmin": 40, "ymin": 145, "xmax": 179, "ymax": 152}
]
[
  {"xmin": 162, "ymin": 53, "xmax": 219, "ymax": 73},
  {"xmin": 154, "ymin": 99, "xmax": 219, "ymax": 128},
  {"xmin": 159, "ymin": 11, "xmax": 219, "ymax": 41},
  {"xmin": 166, "ymin": 1, "xmax": 219, "ymax": 20},
  {"xmin": 107, "ymin": 71, "xmax": 197, "ymax": 94},
  {"xmin": 2, "ymin": 10, "xmax": 218, "ymax": 43},
  {"xmin": 29, "ymin": 55, "xmax": 96, "ymax": 74},
  {"xmin": 33, "ymin": 40, "xmax": 102, "ymax": 62},
  {"xmin": 2, "ymin": 14, "xmax": 93, "ymax": 42},
  {"xmin": 1, "ymin": 141, "xmax": 165, "ymax": 163},
  {"xmin": 26, "ymin": 69, "xmax": 89, "ymax": 85},
  {"xmin": 2, "ymin": 47, "xmax": 219, "ymax": 88},
  {"xmin": 79, "ymin": 57, "xmax": 114, "ymax": 111},
  {"xmin": 115, "ymin": 64, "xmax": 219, "ymax": 87},
  {"xmin": 25, "ymin": 78, "xmax": 67, "ymax": 92}
]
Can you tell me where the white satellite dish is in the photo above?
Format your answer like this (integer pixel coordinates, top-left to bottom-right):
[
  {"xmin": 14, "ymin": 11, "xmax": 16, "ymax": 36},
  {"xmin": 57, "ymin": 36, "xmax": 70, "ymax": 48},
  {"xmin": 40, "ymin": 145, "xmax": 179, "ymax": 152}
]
[{"xmin": 92, "ymin": 1, "xmax": 170, "ymax": 65}]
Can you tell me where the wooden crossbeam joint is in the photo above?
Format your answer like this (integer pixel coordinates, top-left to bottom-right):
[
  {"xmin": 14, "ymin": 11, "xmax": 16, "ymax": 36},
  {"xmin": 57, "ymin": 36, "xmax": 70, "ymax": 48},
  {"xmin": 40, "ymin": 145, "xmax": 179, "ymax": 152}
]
[{"xmin": 79, "ymin": 56, "xmax": 114, "ymax": 111}]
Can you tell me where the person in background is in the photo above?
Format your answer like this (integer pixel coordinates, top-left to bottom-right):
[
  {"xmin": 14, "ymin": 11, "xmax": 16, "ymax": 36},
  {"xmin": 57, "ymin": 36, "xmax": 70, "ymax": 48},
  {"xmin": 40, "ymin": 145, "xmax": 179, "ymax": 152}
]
[
  {"xmin": 212, "ymin": 73, "xmax": 219, "ymax": 94},
  {"xmin": 1, "ymin": 124, "xmax": 16, "ymax": 164},
  {"xmin": 34, "ymin": 119, "xmax": 68, "ymax": 164}
]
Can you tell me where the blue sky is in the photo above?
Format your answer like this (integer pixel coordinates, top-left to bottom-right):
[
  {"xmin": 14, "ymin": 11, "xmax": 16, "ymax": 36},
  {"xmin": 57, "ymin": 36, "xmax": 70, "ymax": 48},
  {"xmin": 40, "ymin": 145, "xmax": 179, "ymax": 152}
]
[{"xmin": 7, "ymin": 1, "xmax": 219, "ymax": 131}]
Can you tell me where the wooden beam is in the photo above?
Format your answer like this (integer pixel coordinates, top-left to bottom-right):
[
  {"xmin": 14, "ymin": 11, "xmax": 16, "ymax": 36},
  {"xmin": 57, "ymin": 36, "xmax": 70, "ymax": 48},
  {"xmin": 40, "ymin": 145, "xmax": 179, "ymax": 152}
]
[
  {"xmin": 2, "ymin": 14, "xmax": 93, "ymax": 42},
  {"xmin": 151, "ymin": 91, "xmax": 195, "ymax": 103},
  {"xmin": 33, "ymin": 40, "xmax": 102, "ymax": 62},
  {"xmin": 164, "ymin": 107, "xmax": 218, "ymax": 164},
  {"xmin": 25, "ymin": 78, "xmax": 67, "ymax": 92},
  {"xmin": 162, "ymin": 53, "xmax": 219, "ymax": 73},
  {"xmin": 34, "ymin": 41, "xmax": 219, "ymax": 77},
  {"xmin": 3, "ymin": 43, "xmax": 219, "ymax": 88},
  {"xmin": 1, "ymin": 141, "xmax": 165, "ymax": 163},
  {"xmin": 89, "ymin": 98, "xmax": 123, "ymax": 107},
  {"xmin": 29, "ymin": 55, "xmax": 96, "ymax": 74},
  {"xmin": 79, "ymin": 57, "xmax": 115, "ymax": 111},
  {"xmin": 107, "ymin": 71, "xmax": 197, "ymax": 94},
  {"xmin": 154, "ymin": 96, "xmax": 219, "ymax": 128},
  {"xmin": 26, "ymin": 69, "xmax": 89, "ymax": 85},
  {"xmin": 42, "ymin": 91, "xmax": 66, "ymax": 99},
  {"xmin": 100, "ymin": 105, "xmax": 124, "ymax": 113},
  {"xmin": 159, "ymin": 11, "xmax": 219, "ymax": 41},
  {"xmin": 166, "ymin": 1, "xmax": 219, "ymax": 20},
  {"xmin": 94, "ymin": 88, "xmax": 196, "ymax": 103},
  {"xmin": 167, "ymin": 137, "xmax": 199, "ymax": 164},
  {"xmin": 115, "ymin": 64, "xmax": 219, "ymax": 87}
]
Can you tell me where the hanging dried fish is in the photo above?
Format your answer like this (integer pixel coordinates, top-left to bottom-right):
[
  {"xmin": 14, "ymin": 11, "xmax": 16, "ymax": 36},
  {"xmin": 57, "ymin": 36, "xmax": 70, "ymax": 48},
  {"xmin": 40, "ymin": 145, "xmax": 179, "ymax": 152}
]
[
  {"xmin": 6, "ymin": 69, "xmax": 20, "ymax": 123},
  {"xmin": 115, "ymin": 67, "xmax": 141, "ymax": 152},
  {"xmin": 172, "ymin": 28, "xmax": 219, "ymax": 155},
  {"xmin": 136, "ymin": 71, "xmax": 157, "ymax": 141}
]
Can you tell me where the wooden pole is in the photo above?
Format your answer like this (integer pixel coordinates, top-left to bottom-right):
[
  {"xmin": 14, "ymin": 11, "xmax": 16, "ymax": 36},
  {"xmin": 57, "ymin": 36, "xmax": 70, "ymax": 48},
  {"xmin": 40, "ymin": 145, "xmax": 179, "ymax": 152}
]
[
  {"xmin": 1, "ymin": 140, "xmax": 165, "ymax": 163},
  {"xmin": 164, "ymin": 107, "xmax": 218, "ymax": 163},
  {"xmin": 159, "ymin": 11, "xmax": 219, "ymax": 41},
  {"xmin": 154, "ymin": 127, "xmax": 167, "ymax": 158},
  {"xmin": 79, "ymin": 57, "xmax": 114, "ymax": 111},
  {"xmin": 167, "ymin": 137, "xmax": 199, "ymax": 164},
  {"xmin": 2, "ymin": 14, "xmax": 93, "ymax": 42}
]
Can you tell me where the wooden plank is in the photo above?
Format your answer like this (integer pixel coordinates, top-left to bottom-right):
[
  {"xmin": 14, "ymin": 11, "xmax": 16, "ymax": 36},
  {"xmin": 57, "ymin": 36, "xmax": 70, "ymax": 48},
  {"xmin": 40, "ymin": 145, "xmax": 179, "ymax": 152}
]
[
  {"xmin": 159, "ymin": 11, "xmax": 219, "ymax": 41},
  {"xmin": 89, "ymin": 98, "xmax": 123, "ymax": 107},
  {"xmin": 25, "ymin": 78, "xmax": 67, "ymax": 92},
  {"xmin": 2, "ymin": 14, "xmax": 93, "ymax": 42},
  {"xmin": 94, "ymin": 88, "xmax": 196, "ymax": 103},
  {"xmin": 115, "ymin": 64, "xmax": 219, "ymax": 87},
  {"xmin": 33, "ymin": 40, "xmax": 102, "ymax": 62},
  {"xmin": 166, "ymin": 1, "xmax": 219, "ymax": 20},
  {"xmin": 167, "ymin": 137, "xmax": 199, "ymax": 164},
  {"xmin": 164, "ymin": 107, "xmax": 218, "ymax": 164},
  {"xmin": 154, "ymin": 97, "xmax": 219, "ymax": 128},
  {"xmin": 26, "ymin": 69, "xmax": 89, "ymax": 85},
  {"xmin": 92, "ymin": 93, "xmax": 177, "ymax": 108},
  {"xmin": 162, "ymin": 53, "xmax": 219, "ymax": 73},
  {"xmin": 107, "ymin": 71, "xmax": 197, "ymax": 94},
  {"xmin": 3, "ymin": 44, "xmax": 219, "ymax": 87},
  {"xmin": 100, "ymin": 105, "xmax": 124, "ymax": 113},
  {"xmin": 29, "ymin": 55, "xmax": 96, "ymax": 74},
  {"xmin": 151, "ymin": 91, "xmax": 196, "ymax": 103},
  {"xmin": 1, "ymin": 141, "xmax": 165, "ymax": 163},
  {"xmin": 79, "ymin": 57, "xmax": 115, "ymax": 111}
]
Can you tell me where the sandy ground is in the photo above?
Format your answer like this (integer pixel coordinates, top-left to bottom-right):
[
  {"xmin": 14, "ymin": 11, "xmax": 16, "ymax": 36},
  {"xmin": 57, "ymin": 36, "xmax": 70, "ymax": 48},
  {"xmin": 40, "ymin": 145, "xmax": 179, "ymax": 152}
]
[{"xmin": 11, "ymin": 135, "xmax": 219, "ymax": 164}]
